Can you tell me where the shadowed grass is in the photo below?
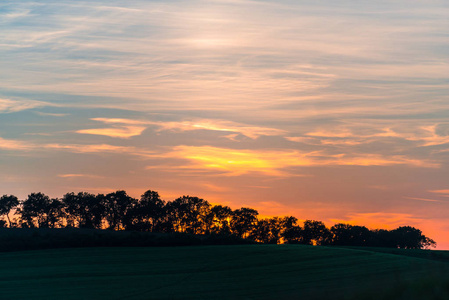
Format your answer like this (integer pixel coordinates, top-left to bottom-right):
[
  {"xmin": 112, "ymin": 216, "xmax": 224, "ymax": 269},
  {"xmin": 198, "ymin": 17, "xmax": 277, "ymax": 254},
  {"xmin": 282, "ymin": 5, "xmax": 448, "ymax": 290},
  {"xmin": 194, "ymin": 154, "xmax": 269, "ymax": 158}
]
[{"xmin": 0, "ymin": 245, "xmax": 448, "ymax": 299}]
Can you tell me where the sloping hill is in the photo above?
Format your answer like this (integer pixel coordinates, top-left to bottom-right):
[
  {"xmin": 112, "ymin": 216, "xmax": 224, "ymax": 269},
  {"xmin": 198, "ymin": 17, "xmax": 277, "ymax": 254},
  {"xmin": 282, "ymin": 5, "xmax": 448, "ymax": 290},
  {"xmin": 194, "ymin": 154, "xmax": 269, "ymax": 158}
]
[
  {"xmin": 344, "ymin": 246, "xmax": 449, "ymax": 263},
  {"xmin": 0, "ymin": 245, "xmax": 448, "ymax": 300}
]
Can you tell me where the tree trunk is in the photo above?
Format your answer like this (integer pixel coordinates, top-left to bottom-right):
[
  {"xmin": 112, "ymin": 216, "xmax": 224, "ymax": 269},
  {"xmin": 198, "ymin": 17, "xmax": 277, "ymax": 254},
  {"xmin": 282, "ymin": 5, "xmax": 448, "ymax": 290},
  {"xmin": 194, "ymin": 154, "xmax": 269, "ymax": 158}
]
[{"xmin": 6, "ymin": 213, "xmax": 12, "ymax": 228}]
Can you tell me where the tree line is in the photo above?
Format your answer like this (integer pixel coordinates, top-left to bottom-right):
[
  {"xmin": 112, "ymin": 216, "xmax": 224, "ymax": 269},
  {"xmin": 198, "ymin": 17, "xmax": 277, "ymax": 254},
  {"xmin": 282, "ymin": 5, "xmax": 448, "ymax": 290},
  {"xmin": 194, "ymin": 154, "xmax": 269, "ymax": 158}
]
[{"xmin": 0, "ymin": 190, "xmax": 436, "ymax": 249}]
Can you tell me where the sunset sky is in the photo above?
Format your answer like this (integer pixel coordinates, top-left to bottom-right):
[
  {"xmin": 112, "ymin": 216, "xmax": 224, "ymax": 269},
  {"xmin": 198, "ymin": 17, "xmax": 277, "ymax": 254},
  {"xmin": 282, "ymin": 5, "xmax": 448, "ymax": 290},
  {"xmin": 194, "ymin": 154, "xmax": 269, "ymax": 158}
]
[{"xmin": 1, "ymin": 1, "xmax": 449, "ymax": 248}]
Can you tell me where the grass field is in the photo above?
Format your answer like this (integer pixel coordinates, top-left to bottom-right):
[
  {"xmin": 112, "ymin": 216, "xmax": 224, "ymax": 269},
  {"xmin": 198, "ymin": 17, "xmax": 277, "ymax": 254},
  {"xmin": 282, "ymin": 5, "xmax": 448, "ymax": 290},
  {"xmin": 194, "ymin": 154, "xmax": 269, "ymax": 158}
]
[{"xmin": 0, "ymin": 245, "xmax": 448, "ymax": 300}]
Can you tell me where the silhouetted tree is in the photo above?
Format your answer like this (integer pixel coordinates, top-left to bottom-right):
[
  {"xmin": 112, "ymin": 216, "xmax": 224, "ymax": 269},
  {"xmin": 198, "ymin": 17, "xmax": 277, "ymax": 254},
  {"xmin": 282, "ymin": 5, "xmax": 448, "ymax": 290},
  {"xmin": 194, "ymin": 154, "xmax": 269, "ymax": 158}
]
[
  {"xmin": 208, "ymin": 205, "xmax": 233, "ymax": 235},
  {"xmin": 251, "ymin": 216, "xmax": 298, "ymax": 244},
  {"xmin": 279, "ymin": 216, "xmax": 300, "ymax": 243},
  {"xmin": 0, "ymin": 194, "xmax": 19, "ymax": 227},
  {"xmin": 166, "ymin": 196, "xmax": 211, "ymax": 234},
  {"xmin": 62, "ymin": 192, "xmax": 104, "ymax": 229},
  {"xmin": 301, "ymin": 220, "xmax": 331, "ymax": 245},
  {"xmin": 266, "ymin": 217, "xmax": 285, "ymax": 244},
  {"xmin": 128, "ymin": 190, "xmax": 165, "ymax": 231},
  {"xmin": 19, "ymin": 192, "xmax": 52, "ymax": 228},
  {"xmin": 230, "ymin": 207, "xmax": 258, "ymax": 239},
  {"xmin": 367, "ymin": 229, "xmax": 395, "ymax": 248},
  {"xmin": 390, "ymin": 226, "xmax": 436, "ymax": 249},
  {"xmin": 251, "ymin": 219, "xmax": 272, "ymax": 243},
  {"xmin": 3, "ymin": 188, "xmax": 437, "ymax": 249},
  {"xmin": 100, "ymin": 190, "xmax": 136, "ymax": 230},
  {"xmin": 330, "ymin": 223, "xmax": 371, "ymax": 246},
  {"xmin": 282, "ymin": 225, "xmax": 303, "ymax": 244},
  {"xmin": 46, "ymin": 198, "xmax": 65, "ymax": 228}
]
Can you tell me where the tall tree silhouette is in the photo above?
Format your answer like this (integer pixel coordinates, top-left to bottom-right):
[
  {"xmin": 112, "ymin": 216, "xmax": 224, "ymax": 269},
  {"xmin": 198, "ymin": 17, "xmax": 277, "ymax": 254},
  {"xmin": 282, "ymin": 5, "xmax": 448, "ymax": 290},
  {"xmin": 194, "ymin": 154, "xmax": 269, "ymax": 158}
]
[
  {"xmin": 282, "ymin": 225, "xmax": 303, "ymax": 244},
  {"xmin": 100, "ymin": 191, "xmax": 136, "ymax": 230},
  {"xmin": 330, "ymin": 224, "xmax": 371, "ymax": 246},
  {"xmin": 301, "ymin": 220, "xmax": 331, "ymax": 245},
  {"xmin": 0, "ymin": 194, "xmax": 19, "ymax": 227},
  {"xmin": 209, "ymin": 205, "xmax": 233, "ymax": 234},
  {"xmin": 278, "ymin": 216, "xmax": 300, "ymax": 243},
  {"xmin": 166, "ymin": 196, "xmax": 211, "ymax": 234},
  {"xmin": 369, "ymin": 229, "xmax": 396, "ymax": 248},
  {"xmin": 46, "ymin": 198, "xmax": 65, "ymax": 228},
  {"xmin": 390, "ymin": 226, "xmax": 436, "ymax": 249},
  {"xmin": 62, "ymin": 192, "xmax": 104, "ymax": 229},
  {"xmin": 129, "ymin": 190, "xmax": 165, "ymax": 232},
  {"xmin": 230, "ymin": 207, "xmax": 258, "ymax": 239},
  {"xmin": 19, "ymin": 192, "xmax": 52, "ymax": 228},
  {"xmin": 251, "ymin": 217, "xmax": 297, "ymax": 244}
]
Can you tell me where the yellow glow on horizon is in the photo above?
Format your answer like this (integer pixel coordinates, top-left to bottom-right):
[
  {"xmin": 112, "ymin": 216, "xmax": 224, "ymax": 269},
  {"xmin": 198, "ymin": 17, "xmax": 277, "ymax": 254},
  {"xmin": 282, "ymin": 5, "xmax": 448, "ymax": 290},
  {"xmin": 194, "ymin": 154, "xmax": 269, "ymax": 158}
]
[
  {"xmin": 170, "ymin": 146, "xmax": 314, "ymax": 176},
  {"xmin": 161, "ymin": 146, "xmax": 438, "ymax": 176}
]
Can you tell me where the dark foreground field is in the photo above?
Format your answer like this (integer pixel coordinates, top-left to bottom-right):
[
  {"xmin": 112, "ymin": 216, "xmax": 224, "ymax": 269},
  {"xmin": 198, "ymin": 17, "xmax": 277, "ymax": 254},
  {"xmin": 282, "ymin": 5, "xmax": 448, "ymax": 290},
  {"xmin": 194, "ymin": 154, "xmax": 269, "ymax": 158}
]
[{"xmin": 1, "ymin": 245, "xmax": 449, "ymax": 300}]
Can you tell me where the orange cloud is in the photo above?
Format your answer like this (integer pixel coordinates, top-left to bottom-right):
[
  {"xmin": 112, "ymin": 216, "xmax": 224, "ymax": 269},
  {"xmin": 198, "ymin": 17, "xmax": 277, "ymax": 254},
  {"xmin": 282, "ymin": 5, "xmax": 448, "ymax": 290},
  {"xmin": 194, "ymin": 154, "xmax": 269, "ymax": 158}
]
[
  {"xmin": 80, "ymin": 118, "xmax": 285, "ymax": 140},
  {"xmin": 403, "ymin": 196, "xmax": 443, "ymax": 203},
  {"xmin": 0, "ymin": 137, "xmax": 34, "ymax": 151},
  {"xmin": 89, "ymin": 118, "xmax": 149, "ymax": 125},
  {"xmin": 303, "ymin": 127, "xmax": 402, "ymax": 140},
  {"xmin": 151, "ymin": 119, "xmax": 286, "ymax": 139},
  {"xmin": 410, "ymin": 125, "xmax": 449, "ymax": 146},
  {"xmin": 429, "ymin": 189, "xmax": 449, "ymax": 196},
  {"xmin": 301, "ymin": 125, "xmax": 449, "ymax": 147},
  {"xmin": 77, "ymin": 126, "xmax": 147, "ymax": 138},
  {"xmin": 157, "ymin": 146, "xmax": 437, "ymax": 176},
  {"xmin": 45, "ymin": 143, "xmax": 139, "ymax": 154},
  {"xmin": 330, "ymin": 212, "xmax": 424, "ymax": 230},
  {"xmin": 77, "ymin": 118, "xmax": 147, "ymax": 138},
  {"xmin": 163, "ymin": 146, "xmax": 313, "ymax": 176},
  {"xmin": 333, "ymin": 154, "xmax": 438, "ymax": 168},
  {"xmin": 287, "ymin": 127, "xmax": 406, "ymax": 147},
  {"xmin": 0, "ymin": 135, "xmax": 156, "ymax": 157},
  {"xmin": 58, "ymin": 174, "xmax": 103, "ymax": 179}
]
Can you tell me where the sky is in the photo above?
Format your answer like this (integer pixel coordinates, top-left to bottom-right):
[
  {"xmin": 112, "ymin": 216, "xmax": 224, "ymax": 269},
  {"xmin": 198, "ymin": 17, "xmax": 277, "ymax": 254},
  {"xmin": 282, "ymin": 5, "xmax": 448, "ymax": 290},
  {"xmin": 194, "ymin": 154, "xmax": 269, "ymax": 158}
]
[{"xmin": 1, "ymin": 0, "xmax": 449, "ymax": 248}]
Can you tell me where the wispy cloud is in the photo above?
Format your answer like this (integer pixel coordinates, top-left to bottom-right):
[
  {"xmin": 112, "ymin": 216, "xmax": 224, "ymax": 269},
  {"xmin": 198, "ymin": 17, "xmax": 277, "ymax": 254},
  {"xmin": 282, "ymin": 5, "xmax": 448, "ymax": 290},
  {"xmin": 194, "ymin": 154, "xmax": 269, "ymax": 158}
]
[
  {"xmin": 407, "ymin": 125, "xmax": 449, "ymax": 147},
  {"xmin": 44, "ymin": 143, "xmax": 143, "ymax": 155},
  {"xmin": 289, "ymin": 123, "xmax": 449, "ymax": 148},
  {"xmin": 429, "ymin": 190, "xmax": 449, "ymax": 196},
  {"xmin": 82, "ymin": 117, "xmax": 285, "ymax": 139},
  {"xmin": 149, "ymin": 119, "xmax": 286, "ymax": 139},
  {"xmin": 0, "ymin": 136, "xmax": 151, "ymax": 157},
  {"xmin": 0, "ymin": 98, "xmax": 50, "ymax": 113},
  {"xmin": 155, "ymin": 146, "xmax": 438, "ymax": 176},
  {"xmin": 35, "ymin": 112, "xmax": 69, "ymax": 117},
  {"xmin": 164, "ymin": 146, "xmax": 313, "ymax": 176},
  {"xmin": 77, "ymin": 126, "xmax": 147, "ymax": 139},
  {"xmin": 0, "ymin": 137, "xmax": 34, "ymax": 151},
  {"xmin": 403, "ymin": 196, "xmax": 444, "ymax": 203},
  {"xmin": 58, "ymin": 173, "xmax": 103, "ymax": 179}
]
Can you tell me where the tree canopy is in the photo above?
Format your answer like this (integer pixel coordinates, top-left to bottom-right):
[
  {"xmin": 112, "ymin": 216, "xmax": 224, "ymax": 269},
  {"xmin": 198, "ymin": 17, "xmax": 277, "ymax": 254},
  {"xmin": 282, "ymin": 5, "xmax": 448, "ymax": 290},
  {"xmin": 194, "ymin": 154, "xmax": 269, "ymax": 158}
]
[{"xmin": 0, "ymin": 189, "xmax": 436, "ymax": 249}]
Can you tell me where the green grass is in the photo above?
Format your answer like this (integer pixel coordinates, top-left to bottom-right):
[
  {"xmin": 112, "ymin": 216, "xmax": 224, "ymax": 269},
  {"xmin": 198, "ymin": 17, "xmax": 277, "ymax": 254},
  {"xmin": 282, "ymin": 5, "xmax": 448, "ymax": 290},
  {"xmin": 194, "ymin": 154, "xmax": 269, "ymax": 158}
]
[{"xmin": 0, "ymin": 245, "xmax": 448, "ymax": 300}]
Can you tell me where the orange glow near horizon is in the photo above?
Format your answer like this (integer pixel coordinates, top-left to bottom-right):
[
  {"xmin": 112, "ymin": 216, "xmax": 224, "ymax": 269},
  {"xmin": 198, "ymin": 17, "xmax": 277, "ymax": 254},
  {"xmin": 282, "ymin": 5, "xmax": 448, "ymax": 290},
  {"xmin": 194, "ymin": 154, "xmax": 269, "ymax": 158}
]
[
  {"xmin": 1, "ymin": 0, "xmax": 448, "ymax": 249},
  {"xmin": 168, "ymin": 146, "xmax": 314, "ymax": 176},
  {"xmin": 158, "ymin": 146, "xmax": 439, "ymax": 177}
]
